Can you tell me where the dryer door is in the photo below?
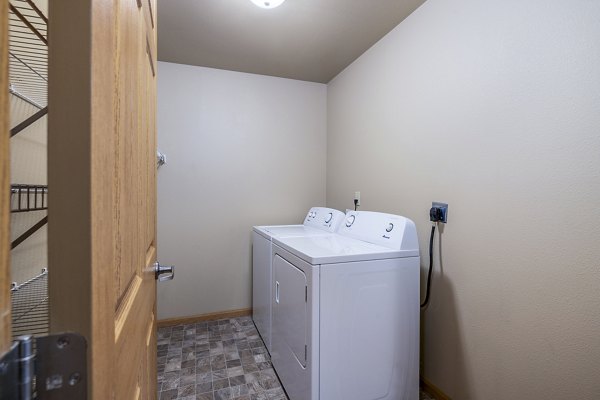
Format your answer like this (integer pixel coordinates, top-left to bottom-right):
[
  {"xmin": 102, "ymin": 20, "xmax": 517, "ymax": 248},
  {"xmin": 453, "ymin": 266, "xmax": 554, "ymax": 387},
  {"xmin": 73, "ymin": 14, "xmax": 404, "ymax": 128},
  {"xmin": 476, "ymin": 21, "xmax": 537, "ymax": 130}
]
[
  {"xmin": 272, "ymin": 254, "xmax": 308, "ymax": 368},
  {"xmin": 271, "ymin": 249, "xmax": 316, "ymax": 400}
]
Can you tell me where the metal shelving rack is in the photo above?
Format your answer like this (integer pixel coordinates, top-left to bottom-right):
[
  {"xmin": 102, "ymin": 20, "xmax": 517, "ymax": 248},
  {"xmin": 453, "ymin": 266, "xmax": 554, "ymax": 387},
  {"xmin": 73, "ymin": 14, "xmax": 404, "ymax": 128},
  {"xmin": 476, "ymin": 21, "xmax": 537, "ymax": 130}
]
[
  {"xmin": 11, "ymin": 269, "xmax": 49, "ymax": 338},
  {"xmin": 10, "ymin": 184, "xmax": 48, "ymax": 213},
  {"xmin": 8, "ymin": 0, "xmax": 48, "ymax": 108},
  {"xmin": 8, "ymin": 0, "xmax": 49, "ymax": 340}
]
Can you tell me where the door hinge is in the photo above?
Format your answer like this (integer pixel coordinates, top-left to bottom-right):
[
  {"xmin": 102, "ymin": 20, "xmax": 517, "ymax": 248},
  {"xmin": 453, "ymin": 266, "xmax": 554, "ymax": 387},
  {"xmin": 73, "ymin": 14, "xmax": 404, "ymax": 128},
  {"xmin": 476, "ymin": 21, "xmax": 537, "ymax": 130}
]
[{"xmin": 0, "ymin": 333, "xmax": 87, "ymax": 399}]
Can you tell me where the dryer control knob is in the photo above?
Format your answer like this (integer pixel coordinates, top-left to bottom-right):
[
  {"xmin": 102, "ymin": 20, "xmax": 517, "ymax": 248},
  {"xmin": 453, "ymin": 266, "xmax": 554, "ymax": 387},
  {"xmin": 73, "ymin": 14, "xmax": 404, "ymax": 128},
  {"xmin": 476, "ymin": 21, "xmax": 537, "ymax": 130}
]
[
  {"xmin": 325, "ymin": 213, "xmax": 333, "ymax": 223},
  {"xmin": 345, "ymin": 215, "xmax": 355, "ymax": 227},
  {"xmin": 386, "ymin": 223, "xmax": 394, "ymax": 232}
]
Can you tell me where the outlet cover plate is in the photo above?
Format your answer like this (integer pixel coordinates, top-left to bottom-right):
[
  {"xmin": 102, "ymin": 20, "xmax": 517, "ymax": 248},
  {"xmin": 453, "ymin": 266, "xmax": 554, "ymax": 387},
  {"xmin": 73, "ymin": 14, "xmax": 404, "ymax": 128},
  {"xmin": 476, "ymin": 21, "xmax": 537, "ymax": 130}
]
[{"xmin": 432, "ymin": 202, "xmax": 448, "ymax": 223}]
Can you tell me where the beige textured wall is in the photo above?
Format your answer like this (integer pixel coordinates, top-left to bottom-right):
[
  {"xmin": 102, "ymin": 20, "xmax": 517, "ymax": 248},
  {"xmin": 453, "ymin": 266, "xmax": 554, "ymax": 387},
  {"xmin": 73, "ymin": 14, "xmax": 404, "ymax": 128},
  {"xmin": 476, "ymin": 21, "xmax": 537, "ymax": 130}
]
[
  {"xmin": 157, "ymin": 62, "xmax": 327, "ymax": 320},
  {"xmin": 326, "ymin": 0, "xmax": 600, "ymax": 398},
  {"xmin": 9, "ymin": 95, "xmax": 47, "ymax": 284}
]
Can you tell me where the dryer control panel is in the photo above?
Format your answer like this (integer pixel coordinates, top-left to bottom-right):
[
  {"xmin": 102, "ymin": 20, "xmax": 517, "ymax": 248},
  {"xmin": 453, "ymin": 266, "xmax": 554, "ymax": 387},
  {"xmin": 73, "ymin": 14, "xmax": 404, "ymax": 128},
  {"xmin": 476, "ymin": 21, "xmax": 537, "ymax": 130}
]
[
  {"xmin": 304, "ymin": 207, "xmax": 344, "ymax": 232},
  {"xmin": 339, "ymin": 211, "xmax": 419, "ymax": 251}
]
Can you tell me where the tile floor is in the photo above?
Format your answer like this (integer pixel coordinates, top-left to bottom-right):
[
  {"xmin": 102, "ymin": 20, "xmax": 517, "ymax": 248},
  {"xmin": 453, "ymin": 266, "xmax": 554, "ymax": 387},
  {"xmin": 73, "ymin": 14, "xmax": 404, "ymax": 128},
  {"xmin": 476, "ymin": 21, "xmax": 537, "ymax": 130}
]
[{"xmin": 157, "ymin": 316, "xmax": 435, "ymax": 400}]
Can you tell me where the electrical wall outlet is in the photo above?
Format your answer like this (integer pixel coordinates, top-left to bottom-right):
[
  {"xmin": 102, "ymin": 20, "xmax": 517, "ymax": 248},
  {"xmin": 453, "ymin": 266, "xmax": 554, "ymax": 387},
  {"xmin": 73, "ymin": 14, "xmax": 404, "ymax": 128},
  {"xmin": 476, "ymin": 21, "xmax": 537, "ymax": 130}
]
[
  {"xmin": 431, "ymin": 202, "xmax": 448, "ymax": 223},
  {"xmin": 354, "ymin": 191, "xmax": 361, "ymax": 206}
]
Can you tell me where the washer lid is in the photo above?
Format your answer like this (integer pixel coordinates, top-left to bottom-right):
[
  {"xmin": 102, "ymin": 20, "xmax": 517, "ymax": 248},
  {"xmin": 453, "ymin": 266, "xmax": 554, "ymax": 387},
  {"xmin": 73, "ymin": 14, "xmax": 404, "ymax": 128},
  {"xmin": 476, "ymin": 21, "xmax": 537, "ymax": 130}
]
[
  {"xmin": 253, "ymin": 225, "xmax": 336, "ymax": 240},
  {"xmin": 273, "ymin": 234, "xmax": 419, "ymax": 265}
]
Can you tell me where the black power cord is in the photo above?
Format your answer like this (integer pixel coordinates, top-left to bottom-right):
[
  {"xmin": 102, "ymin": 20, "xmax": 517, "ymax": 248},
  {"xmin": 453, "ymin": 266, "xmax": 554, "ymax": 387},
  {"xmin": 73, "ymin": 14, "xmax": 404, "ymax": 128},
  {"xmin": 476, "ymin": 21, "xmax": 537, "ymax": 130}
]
[
  {"xmin": 354, "ymin": 198, "xmax": 359, "ymax": 211},
  {"xmin": 420, "ymin": 223, "xmax": 436, "ymax": 308}
]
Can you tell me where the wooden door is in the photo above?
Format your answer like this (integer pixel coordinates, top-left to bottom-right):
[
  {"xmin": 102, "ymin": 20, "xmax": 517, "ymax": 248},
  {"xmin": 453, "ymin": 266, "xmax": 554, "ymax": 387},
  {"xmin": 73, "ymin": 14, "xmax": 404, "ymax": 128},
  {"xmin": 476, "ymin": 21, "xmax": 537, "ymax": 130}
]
[
  {"xmin": 48, "ymin": 0, "xmax": 158, "ymax": 398},
  {"xmin": 0, "ymin": 0, "xmax": 11, "ymax": 358}
]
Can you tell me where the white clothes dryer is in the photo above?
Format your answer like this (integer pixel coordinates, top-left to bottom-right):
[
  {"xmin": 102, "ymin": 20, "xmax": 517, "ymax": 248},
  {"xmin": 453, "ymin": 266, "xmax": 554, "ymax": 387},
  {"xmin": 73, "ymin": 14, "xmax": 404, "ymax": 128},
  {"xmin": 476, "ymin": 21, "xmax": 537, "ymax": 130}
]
[
  {"xmin": 270, "ymin": 211, "xmax": 420, "ymax": 400},
  {"xmin": 252, "ymin": 207, "xmax": 344, "ymax": 353}
]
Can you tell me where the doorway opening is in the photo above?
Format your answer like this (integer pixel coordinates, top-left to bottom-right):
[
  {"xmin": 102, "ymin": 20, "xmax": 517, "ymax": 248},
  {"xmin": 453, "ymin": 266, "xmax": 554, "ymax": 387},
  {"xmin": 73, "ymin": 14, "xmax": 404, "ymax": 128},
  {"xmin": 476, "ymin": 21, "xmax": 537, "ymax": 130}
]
[{"xmin": 8, "ymin": 0, "xmax": 49, "ymax": 340}]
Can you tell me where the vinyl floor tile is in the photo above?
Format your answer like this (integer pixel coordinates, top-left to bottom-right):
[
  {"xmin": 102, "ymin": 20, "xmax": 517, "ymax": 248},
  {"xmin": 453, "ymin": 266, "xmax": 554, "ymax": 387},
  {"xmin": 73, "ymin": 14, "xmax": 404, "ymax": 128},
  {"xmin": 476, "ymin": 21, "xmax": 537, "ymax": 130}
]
[
  {"xmin": 157, "ymin": 316, "xmax": 436, "ymax": 400},
  {"xmin": 158, "ymin": 316, "xmax": 286, "ymax": 400}
]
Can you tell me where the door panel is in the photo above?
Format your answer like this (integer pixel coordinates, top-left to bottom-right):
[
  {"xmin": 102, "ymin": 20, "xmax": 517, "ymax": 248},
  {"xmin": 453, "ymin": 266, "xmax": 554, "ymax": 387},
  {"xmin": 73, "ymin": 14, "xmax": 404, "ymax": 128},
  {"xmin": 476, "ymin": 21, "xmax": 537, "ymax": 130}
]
[
  {"xmin": 0, "ymin": 0, "xmax": 10, "ymax": 355},
  {"xmin": 273, "ymin": 254, "xmax": 307, "ymax": 367},
  {"xmin": 112, "ymin": 0, "xmax": 158, "ymax": 397},
  {"xmin": 48, "ymin": 0, "xmax": 158, "ymax": 398},
  {"xmin": 115, "ymin": 246, "xmax": 156, "ymax": 398}
]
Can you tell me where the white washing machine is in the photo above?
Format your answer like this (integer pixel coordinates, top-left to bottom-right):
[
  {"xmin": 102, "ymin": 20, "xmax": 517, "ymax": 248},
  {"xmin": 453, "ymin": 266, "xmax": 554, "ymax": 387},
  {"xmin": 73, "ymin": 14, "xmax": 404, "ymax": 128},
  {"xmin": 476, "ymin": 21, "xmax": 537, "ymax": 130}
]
[
  {"xmin": 270, "ymin": 211, "xmax": 420, "ymax": 400},
  {"xmin": 253, "ymin": 207, "xmax": 345, "ymax": 353}
]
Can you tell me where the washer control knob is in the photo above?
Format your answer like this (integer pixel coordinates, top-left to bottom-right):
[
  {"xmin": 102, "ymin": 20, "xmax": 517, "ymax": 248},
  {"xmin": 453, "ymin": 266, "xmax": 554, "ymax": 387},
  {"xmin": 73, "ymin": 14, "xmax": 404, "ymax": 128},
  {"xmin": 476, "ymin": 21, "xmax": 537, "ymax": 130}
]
[
  {"xmin": 345, "ymin": 215, "xmax": 356, "ymax": 227},
  {"xmin": 325, "ymin": 212, "xmax": 333, "ymax": 223},
  {"xmin": 386, "ymin": 223, "xmax": 394, "ymax": 232}
]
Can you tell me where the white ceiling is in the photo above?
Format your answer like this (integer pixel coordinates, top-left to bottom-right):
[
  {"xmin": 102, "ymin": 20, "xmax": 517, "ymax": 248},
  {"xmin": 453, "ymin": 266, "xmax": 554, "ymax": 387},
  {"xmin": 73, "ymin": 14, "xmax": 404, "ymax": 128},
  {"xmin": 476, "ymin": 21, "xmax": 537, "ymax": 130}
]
[{"xmin": 157, "ymin": 0, "xmax": 426, "ymax": 83}]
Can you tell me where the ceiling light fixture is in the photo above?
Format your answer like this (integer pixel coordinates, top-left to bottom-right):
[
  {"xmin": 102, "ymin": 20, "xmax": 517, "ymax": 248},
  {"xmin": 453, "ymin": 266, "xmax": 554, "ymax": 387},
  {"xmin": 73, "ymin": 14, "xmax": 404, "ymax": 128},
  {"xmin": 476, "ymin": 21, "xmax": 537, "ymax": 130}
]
[{"xmin": 250, "ymin": 0, "xmax": 286, "ymax": 9}]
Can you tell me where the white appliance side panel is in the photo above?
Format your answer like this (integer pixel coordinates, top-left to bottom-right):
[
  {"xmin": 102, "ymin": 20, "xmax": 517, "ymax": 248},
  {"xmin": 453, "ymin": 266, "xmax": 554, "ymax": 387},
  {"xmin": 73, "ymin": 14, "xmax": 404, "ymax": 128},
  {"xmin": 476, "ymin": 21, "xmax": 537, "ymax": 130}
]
[
  {"xmin": 271, "ymin": 247, "xmax": 319, "ymax": 400},
  {"xmin": 252, "ymin": 231, "xmax": 272, "ymax": 352},
  {"xmin": 320, "ymin": 257, "xmax": 420, "ymax": 400}
]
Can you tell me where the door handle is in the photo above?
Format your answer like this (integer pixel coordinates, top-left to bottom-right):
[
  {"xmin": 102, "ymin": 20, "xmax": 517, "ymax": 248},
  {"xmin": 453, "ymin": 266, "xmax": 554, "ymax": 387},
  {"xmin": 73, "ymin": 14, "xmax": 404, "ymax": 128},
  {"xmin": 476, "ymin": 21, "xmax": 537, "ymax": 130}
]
[
  {"xmin": 154, "ymin": 262, "xmax": 175, "ymax": 282},
  {"xmin": 275, "ymin": 281, "xmax": 280, "ymax": 303}
]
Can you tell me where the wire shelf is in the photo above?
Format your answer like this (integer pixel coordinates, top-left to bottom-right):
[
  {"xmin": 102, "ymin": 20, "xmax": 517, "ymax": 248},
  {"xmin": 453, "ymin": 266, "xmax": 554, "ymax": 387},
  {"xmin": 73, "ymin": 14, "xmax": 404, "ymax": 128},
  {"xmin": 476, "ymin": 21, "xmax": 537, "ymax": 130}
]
[
  {"xmin": 10, "ymin": 184, "xmax": 48, "ymax": 213},
  {"xmin": 8, "ymin": 0, "xmax": 48, "ymax": 108},
  {"xmin": 8, "ymin": 0, "xmax": 50, "ymax": 342},
  {"xmin": 11, "ymin": 269, "xmax": 49, "ymax": 340}
]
